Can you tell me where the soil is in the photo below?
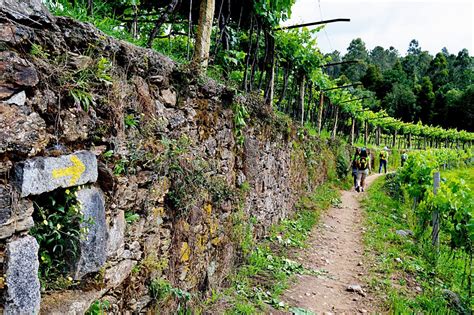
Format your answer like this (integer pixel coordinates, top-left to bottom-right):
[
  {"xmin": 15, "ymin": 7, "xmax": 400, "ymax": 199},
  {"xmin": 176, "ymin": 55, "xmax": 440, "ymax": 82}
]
[{"xmin": 280, "ymin": 174, "xmax": 383, "ymax": 314}]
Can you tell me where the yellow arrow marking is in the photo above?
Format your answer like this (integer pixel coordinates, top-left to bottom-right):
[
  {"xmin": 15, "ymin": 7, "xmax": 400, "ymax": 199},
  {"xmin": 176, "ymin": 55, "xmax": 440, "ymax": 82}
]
[{"xmin": 52, "ymin": 155, "xmax": 86, "ymax": 186}]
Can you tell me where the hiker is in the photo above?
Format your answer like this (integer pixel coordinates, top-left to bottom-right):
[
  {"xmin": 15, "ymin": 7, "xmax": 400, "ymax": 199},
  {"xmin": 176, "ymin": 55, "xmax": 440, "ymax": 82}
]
[
  {"xmin": 379, "ymin": 146, "xmax": 389, "ymax": 173},
  {"xmin": 355, "ymin": 148, "xmax": 371, "ymax": 192},
  {"xmin": 347, "ymin": 147, "xmax": 361, "ymax": 188},
  {"xmin": 401, "ymin": 150, "xmax": 408, "ymax": 167}
]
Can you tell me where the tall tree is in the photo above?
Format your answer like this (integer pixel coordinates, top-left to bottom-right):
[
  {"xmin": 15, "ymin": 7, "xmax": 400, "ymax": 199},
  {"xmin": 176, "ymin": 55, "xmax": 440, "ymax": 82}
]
[
  {"xmin": 383, "ymin": 83, "xmax": 419, "ymax": 122},
  {"xmin": 415, "ymin": 76, "xmax": 435, "ymax": 124},
  {"xmin": 341, "ymin": 38, "xmax": 368, "ymax": 82},
  {"xmin": 428, "ymin": 52, "xmax": 449, "ymax": 89}
]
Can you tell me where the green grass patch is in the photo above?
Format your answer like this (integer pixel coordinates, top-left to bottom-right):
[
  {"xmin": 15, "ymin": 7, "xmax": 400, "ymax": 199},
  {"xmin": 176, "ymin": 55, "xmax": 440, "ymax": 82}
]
[
  {"xmin": 218, "ymin": 182, "xmax": 340, "ymax": 314},
  {"xmin": 362, "ymin": 176, "xmax": 472, "ymax": 314}
]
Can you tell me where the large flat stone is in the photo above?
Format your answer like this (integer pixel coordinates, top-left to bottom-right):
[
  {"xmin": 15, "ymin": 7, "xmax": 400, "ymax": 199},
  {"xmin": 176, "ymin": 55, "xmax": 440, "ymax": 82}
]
[
  {"xmin": 4, "ymin": 235, "xmax": 41, "ymax": 315},
  {"xmin": 0, "ymin": 51, "xmax": 39, "ymax": 89},
  {"xmin": 104, "ymin": 259, "xmax": 136, "ymax": 288},
  {"xmin": 14, "ymin": 151, "xmax": 98, "ymax": 197},
  {"xmin": 40, "ymin": 289, "xmax": 107, "ymax": 315},
  {"xmin": 0, "ymin": 0, "xmax": 54, "ymax": 25},
  {"xmin": 73, "ymin": 187, "xmax": 107, "ymax": 279},
  {"xmin": 106, "ymin": 210, "xmax": 125, "ymax": 258}
]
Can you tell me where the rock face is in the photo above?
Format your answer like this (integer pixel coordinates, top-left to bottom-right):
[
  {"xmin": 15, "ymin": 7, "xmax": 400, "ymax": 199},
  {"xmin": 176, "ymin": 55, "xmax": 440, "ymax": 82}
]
[
  {"xmin": 4, "ymin": 236, "xmax": 41, "ymax": 315},
  {"xmin": 0, "ymin": 184, "xmax": 12, "ymax": 224},
  {"xmin": 0, "ymin": 0, "xmax": 54, "ymax": 24},
  {"xmin": 14, "ymin": 151, "xmax": 98, "ymax": 197},
  {"xmin": 0, "ymin": 103, "xmax": 49, "ymax": 155},
  {"xmin": 107, "ymin": 210, "xmax": 125, "ymax": 258},
  {"xmin": 73, "ymin": 187, "xmax": 108, "ymax": 279},
  {"xmin": 0, "ymin": 184, "xmax": 34, "ymax": 239}
]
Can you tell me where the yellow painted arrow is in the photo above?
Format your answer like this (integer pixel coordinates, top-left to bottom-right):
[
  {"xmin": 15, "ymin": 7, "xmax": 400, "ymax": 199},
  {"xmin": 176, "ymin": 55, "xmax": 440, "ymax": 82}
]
[{"xmin": 52, "ymin": 155, "xmax": 86, "ymax": 186}]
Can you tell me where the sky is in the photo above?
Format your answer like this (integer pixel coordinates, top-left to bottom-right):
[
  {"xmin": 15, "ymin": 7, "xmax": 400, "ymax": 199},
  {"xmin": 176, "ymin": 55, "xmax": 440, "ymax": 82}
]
[{"xmin": 283, "ymin": 0, "xmax": 474, "ymax": 56}]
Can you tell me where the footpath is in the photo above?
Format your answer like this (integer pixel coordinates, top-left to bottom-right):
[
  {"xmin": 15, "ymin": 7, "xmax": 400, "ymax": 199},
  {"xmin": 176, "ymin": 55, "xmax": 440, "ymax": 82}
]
[{"xmin": 281, "ymin": 174, "xmax": 383, "ymax": 314}]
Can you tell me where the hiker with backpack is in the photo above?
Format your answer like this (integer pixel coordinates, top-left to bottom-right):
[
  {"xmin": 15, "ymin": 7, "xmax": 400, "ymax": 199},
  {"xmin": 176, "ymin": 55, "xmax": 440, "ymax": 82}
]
[
  {"xmin": 379, "ymin": 147, "xmax": 389, "ymax": 173},
  {"xmin": 347, "ymin": 147, "xmax": 361, "ymax": 188},
  {"xmin": 355, "ymin": 148, "xmax": 371, "ymax": 192},
  {"xmin": 401, "ymin": 150, "xmax": 408, "ymax": 167}
]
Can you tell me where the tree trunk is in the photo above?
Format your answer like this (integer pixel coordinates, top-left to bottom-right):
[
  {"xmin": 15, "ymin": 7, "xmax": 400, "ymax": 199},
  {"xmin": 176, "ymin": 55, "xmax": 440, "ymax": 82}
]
[
  {"xmin": 147, "ymin": 0, "xmax": 180, "ymax": 48},
  {"xmin": 87, "ymin": 0, "xmax": 93, "ymax": 15},
  {"xmin": 317, "ymin": 92, "xmax": 324, "ymax": 134},
  {"xmin": 408, "ymin": 133, "xmax": 412, "ymax": 149},
  {"xmin": 264, "ymin": 33, "xmax": 276, "ymax": 106},
  {"xmin": 392, "ymin": 130, "xmax": 397, "ymax": 148},
  {"xmin": 332, "ymin": 105, "xmax": 339, "ymax": 139},
  {"xmin": 277, "ymin": 66, "xmax": 290, "ymax": 109},
  {"xmin": 351, "ymin": 117, "xmax": 355, "ymax": 145},
  {"xmin": 249, "ymin": 24, "xmax": 261, "ymax": 90},
  {"xmin": 299, "ymin": 74, "xmax": 305, "ymax": 125},
  {"xmin": 192, "ymin": 0, "xmax": 216, "ymax": 70},
  {"xmin": 364, "ymin": 120, "xmax": 368, "ymax": 146},
  {"xmin": 242, "ymin": 15, "xmax": 254, "ymax": 91},
  {"xmin": 186, "ymin": 0, "xmax": 193, "ymax": 59}
]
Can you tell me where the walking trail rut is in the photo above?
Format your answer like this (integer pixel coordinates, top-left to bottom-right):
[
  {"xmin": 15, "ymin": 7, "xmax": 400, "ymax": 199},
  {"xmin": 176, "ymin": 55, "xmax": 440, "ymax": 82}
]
[{"xmin": 280, "ymin": 174, "xmax": 383, "ymax": 314}]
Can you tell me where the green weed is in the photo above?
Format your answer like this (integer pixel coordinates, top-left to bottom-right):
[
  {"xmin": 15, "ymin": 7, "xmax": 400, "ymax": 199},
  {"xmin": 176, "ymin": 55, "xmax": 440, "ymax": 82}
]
[
  {"xmin": 125, "ymin": 211, "xmax": 140, "ymax": 224},
  {"xmin": 86, "ymin": 300, "xmax": 110, "ymax": 315}
]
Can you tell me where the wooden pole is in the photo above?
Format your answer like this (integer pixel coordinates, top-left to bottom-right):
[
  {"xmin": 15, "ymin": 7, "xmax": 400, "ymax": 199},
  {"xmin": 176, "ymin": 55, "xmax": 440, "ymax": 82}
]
[
  {"xmin": 364, "ymin": 120, "xmax": 368, "ymax": 146},
  {"xmin": 332, "ymin": 105, "xmax": 339, "ymax": 139},
  {"xmin": 432, "ymin": 172, "xmax": 440, "ymax": 250},
  {"xmin": 274, "ymin": 18, "xmax": 350, "ymax": 31},
  {"xmin": 299, "ymin": 74, "xmax": 305, "ymax": 125},
  {"xmin": 351, "ymin": 116, "xmax": 355, "ymax": 145},
  {"xmin": 193, "ymin": 0, "xmax": 216, "ymax": 70},
  {"xmin": 317, "ymin": 92, "xmax": 324, "ymax": 134}
]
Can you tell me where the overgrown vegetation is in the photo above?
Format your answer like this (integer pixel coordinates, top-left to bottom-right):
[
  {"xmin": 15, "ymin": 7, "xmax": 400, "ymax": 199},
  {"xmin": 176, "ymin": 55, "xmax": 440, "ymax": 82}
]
[
  {"xmin": 30, "ymin": 187, "xmax": 87, "ymax": 291},
  {"xmin": 149, "ymin": 277, "xmax": 193, "ymax": 314},
  {"xmin": 232, "ymin": 101, "xmax": 250, "ymax": 146},
  {"xmin": 363, "ymin": 165, "xmax": 473, "ymax": 313}
]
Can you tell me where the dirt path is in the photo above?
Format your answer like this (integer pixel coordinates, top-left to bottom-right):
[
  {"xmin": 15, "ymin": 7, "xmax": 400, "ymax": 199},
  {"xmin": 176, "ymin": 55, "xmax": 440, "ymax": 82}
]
[{"xmin": 281, "ymin": 174, "xmax": 383, "ymax": 314}]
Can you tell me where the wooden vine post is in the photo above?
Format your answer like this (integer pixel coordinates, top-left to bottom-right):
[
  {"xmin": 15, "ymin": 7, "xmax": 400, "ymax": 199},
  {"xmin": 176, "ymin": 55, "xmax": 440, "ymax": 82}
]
[
  {"xmin": 350, "ymin": 116, "xmax": 355, "ymax": 145},
  {"xmin": 364, "ymin": 120, "xmax": 368, "ymax": 146},
  {"xmin": 375, "ymin": 126, "xmax": 381, "ymax": 146},
  {"xmin": 332, "ymin": 105, "xmax": 339, "ymax": 139},
  {"xmin": 392, "ymin": 129, "xmax": 397, "ymax": 148},
  {"xmin": 299, "ymin": 74, "xmax": 305, "ymax": 125},
  {"xmin": 431, "ymin": 172, "xmax": 441, "ymax": 251},
  {"xmin": 192, "ymin": 0, "xmax": 216, "ymax": 71},
  {"xmin": 317, "ymin": 92, "xmax": 324, "ymax": 134}
]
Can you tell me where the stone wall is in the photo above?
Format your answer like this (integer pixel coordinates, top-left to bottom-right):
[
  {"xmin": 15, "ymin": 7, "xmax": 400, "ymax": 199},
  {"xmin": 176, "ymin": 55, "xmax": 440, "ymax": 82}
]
[{"xmin": 0, "ymin": 1, "xmax": 347, "ymax": 313}]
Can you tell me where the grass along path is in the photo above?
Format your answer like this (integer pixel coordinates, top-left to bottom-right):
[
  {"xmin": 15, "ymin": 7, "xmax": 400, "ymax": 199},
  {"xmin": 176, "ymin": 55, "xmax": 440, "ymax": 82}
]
[
  {"xmin": 362, "ymin": 175, "xmax": 472, "ymax": 313},
  {"xmin": 281, "ymin": 173, "xmax": 383, "ymax": 314}
]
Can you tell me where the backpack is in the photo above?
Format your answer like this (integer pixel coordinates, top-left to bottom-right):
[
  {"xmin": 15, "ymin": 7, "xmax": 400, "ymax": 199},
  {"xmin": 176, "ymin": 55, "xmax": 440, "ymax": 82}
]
[
  {"xmin": 357, "ymin": 156, "xmax": 368, "ymax": 170},
  {"xmin": 380, "ymin": 151, "xmax": 387, "ymax": 160},
  {"xmin": 401, "ymin": 153, "xmax": 407, "ymax": 161}
]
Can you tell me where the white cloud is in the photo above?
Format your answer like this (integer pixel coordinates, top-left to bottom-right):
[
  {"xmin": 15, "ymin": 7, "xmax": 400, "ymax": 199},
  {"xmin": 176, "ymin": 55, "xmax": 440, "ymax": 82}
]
[{"xmin": 285, "ymin": 0, "xmax": 474, "ymax": 56}]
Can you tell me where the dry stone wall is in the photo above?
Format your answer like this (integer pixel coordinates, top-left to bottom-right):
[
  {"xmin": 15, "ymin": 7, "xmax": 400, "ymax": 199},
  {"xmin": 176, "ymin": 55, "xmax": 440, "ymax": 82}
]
[{"xmin": 0, "ymin": 1, "xmax": 348, "ymax": 313}]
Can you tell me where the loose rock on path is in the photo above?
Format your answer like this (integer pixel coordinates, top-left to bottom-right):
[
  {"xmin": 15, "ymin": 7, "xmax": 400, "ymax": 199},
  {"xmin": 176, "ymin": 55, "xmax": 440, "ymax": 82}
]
[{"xmin": 281, "ymin": 174, "xmax": 383, "ymax": 314}]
